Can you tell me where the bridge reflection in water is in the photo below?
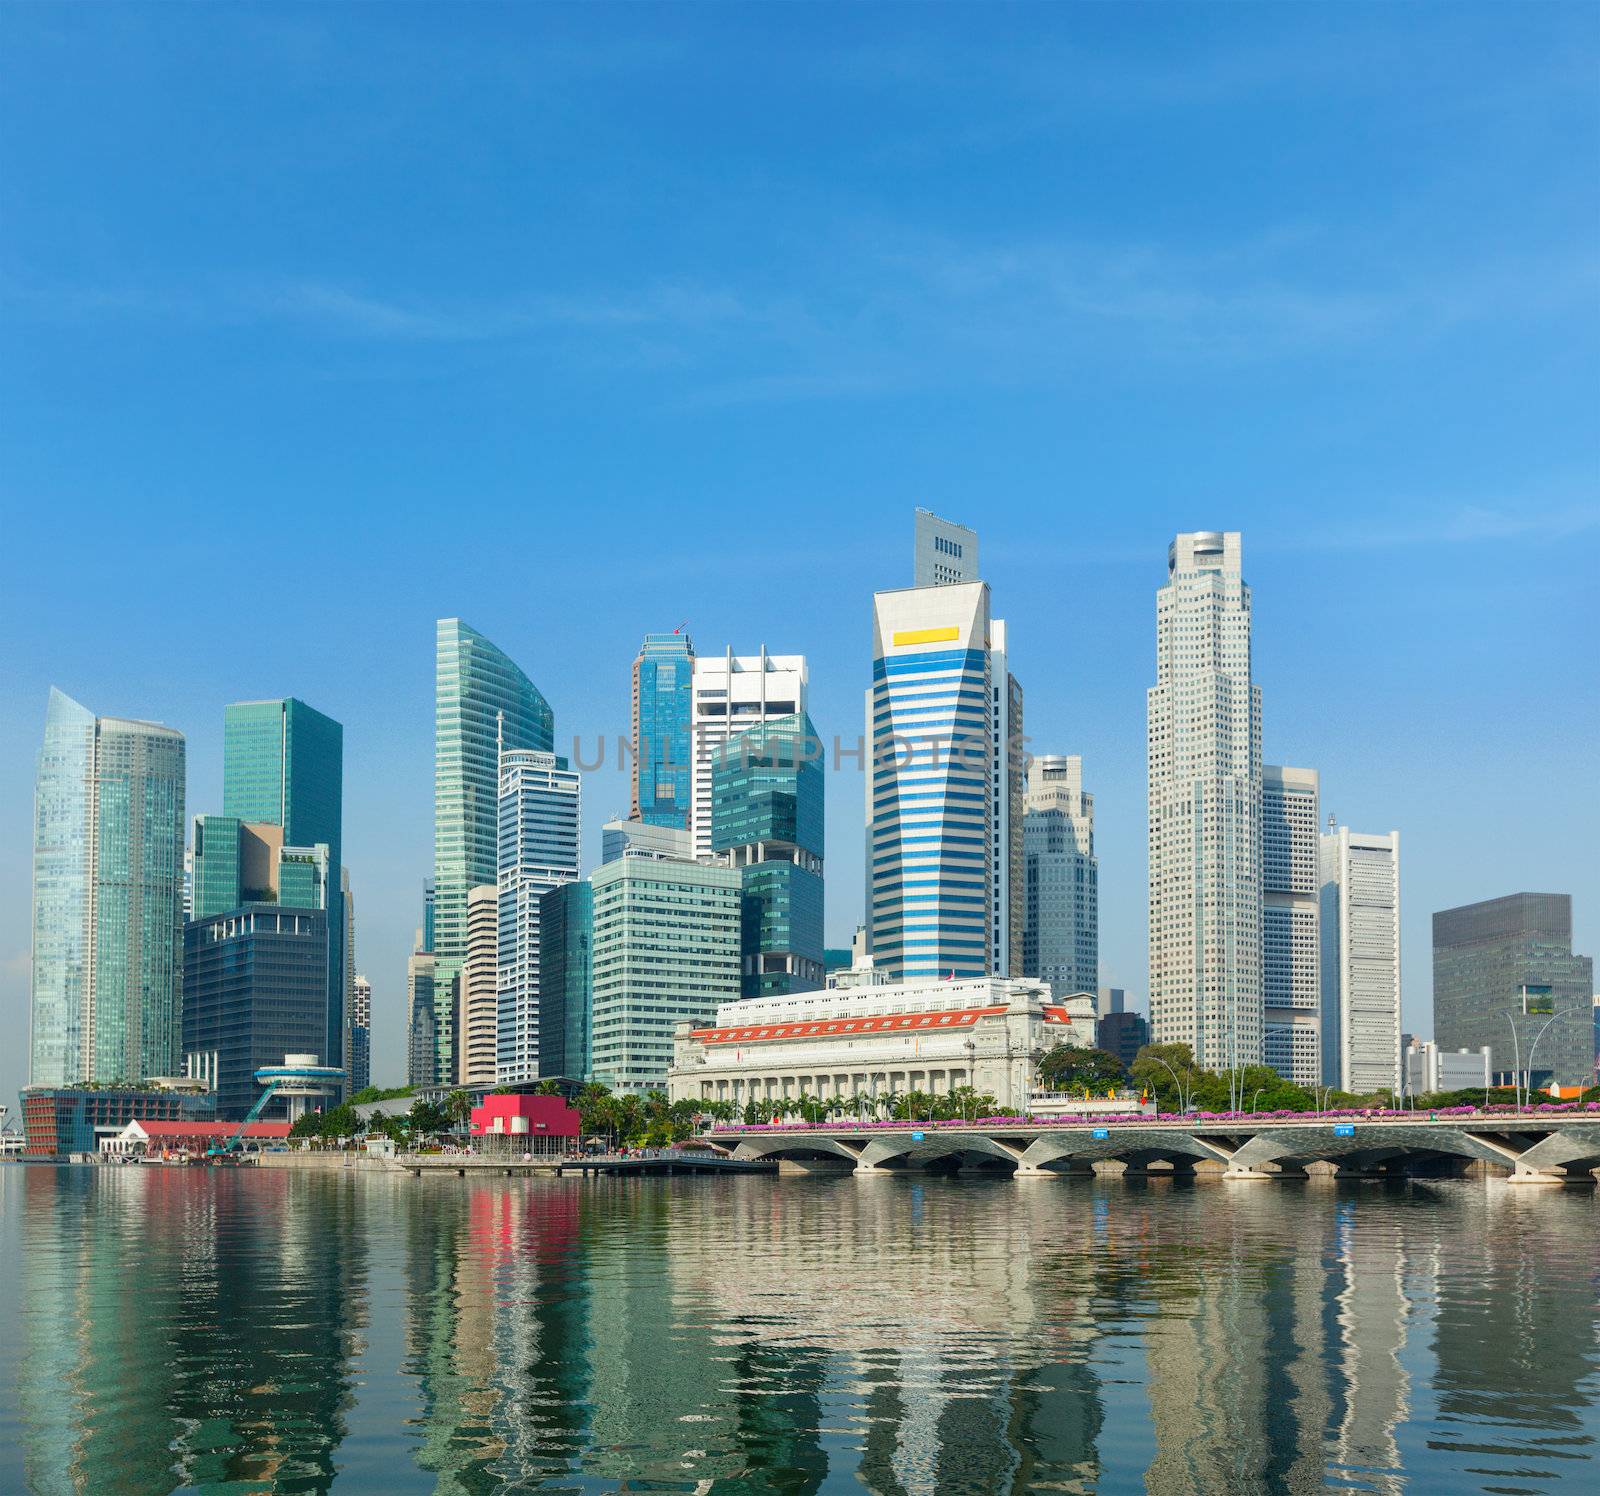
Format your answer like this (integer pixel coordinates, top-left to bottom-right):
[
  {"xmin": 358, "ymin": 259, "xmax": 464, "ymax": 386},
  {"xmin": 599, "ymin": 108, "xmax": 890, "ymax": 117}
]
[
  {"xmin": 7, "ymin": 1165, "xmax": 1600, "ymax": 1495},
  {"xmin": 711, "ymin": 1114, "xmax": 1600, "ymax": 1184}
]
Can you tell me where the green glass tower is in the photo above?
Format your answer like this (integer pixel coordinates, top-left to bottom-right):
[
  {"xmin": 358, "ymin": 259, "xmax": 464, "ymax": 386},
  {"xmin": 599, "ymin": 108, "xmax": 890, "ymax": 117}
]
[
  {"xmin": 710, "ymin": 713, "xmax": 825, "ymax": 998},
  {"xmin": 433, "ymin": 619, "xmax": 553, "ymax": 1035},
  {"xmin": 222, "ymin": 698, "xmax": 344, "ymax": 1073}
]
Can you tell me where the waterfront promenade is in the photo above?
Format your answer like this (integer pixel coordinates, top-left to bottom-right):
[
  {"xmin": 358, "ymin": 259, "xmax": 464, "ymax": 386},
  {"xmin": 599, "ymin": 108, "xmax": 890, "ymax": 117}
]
[{"xmin": 705, "ymin": 1108, "xmax": 1600, "ymax": 1183}]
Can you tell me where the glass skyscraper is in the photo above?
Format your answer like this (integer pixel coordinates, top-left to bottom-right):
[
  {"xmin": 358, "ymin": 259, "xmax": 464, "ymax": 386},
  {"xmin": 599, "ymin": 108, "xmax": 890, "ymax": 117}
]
[
  {"xmin": 222, "ymin": 698, "xmax": 345, "ymax": 1074},
  {"xmin": 434, "ymin": 618, "xmax": 553, "ymax": 1014},
  {"xmin": 29, "ymin": 688, "xmax": 186, "ymax": 1088},
  {"xmin": 540, "ymin": 880, "xmax": 595, "ymax": 1082},
  {"xmin": 867, "ymin": 583, "xmax": 994, "ymax": 981},
  {"xmin": 711, "ymin": 713, "xmax": 825, "ymax": 997},
  {"xmin": 496, "ymin": 750, "xmax": 580, "ymax": 1085},
  {"xmin": 631, "ymin": 632, "xmax": 695, "ymax": 828},
  {"xmin": 1022, "ymin": 754, "xmax": 1098, "ymax": 996}
]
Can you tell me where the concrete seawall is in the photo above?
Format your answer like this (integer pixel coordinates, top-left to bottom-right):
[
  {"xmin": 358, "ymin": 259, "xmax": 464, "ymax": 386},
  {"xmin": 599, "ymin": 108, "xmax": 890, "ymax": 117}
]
[{"xmin": 256, "ymin": 1151, "xmax": 405, "ymax": 1173}]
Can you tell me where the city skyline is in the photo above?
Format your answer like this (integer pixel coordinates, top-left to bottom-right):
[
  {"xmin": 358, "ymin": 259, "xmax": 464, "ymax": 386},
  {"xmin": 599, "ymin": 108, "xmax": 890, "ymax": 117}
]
[{"xmin": 3, "ymin": 5, "xmax": 1596, "ymax": 1100}]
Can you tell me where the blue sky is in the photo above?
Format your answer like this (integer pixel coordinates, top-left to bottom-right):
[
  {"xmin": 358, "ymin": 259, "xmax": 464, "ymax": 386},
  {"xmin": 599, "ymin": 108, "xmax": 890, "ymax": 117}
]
[{"xmin": 2, "ymin": 2, "xmax": 1596, "ymax": 1101}]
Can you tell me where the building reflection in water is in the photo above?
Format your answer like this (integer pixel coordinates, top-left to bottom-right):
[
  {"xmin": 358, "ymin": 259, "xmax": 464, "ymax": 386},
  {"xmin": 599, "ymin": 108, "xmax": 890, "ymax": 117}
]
[{"xmin": 13, "ymin": 1168, "xmax": 1600, "ymax": 1494}]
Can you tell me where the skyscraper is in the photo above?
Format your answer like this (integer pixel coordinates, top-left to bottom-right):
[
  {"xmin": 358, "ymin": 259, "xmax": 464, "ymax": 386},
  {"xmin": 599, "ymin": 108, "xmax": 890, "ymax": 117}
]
[
  {"xmin": 689, "ymin": 648, "xmax": 808, "ymax": 860},
  {"xmin": 913, "ymin": 508, "xmax": 979, "ymax": 586},
  {"xmin": 590, "ymin": 851, "xmax": 742, "ymax": 1093},
  {"xmin": 631, "ymin": 631, "xmax": 695, "ymax": 828},
  {"xmin": 434, "ymin": 619, "xmax": 553, "ymax": 990},
  {"xmin": 867, "ymin": 581, "xmax": 993, "ymax": 981},
  {"xmin": 1022, "ymin": 755, "xmax": 1098, "ymax": 996},
  {"xmin": 1263, "ymin": 766, "xmax": 1322, "ymax": 1086},
  {"xmin": 496, "ymin": 749, "xmax": 581, "ymax": 1085},
  {"xmin": 222, "ymin": 698, "xmax": 345, "ymax": 1076},
  {"xmin": 459, "ymin": 885, "xmax": 499, "ymax": 1088},
  {"xmin": 351, "ymin": 974, "xmax": 372, "ymax": 1094},
  {"xmin": 29, "ymin": 689, "xmax": 187, "ymax": 1088},
  {"xmin": 540, "ymin": 880, "xmax": 595, "ymax": 1082},
  {"xmin": 989, "ymin": 620, "xmax": 1025, "ymax": 978},
  {"xmin": 406, "ymin": 948, "xmax": 450, "ymax": 1090},
  {"xmin": 1433, "ymin": 892, "xmax": 1590, "ymax": 1089},
  {"xmin": 1320, "ymin": 827, "xmax": 1402, "ymax": 1094},
  {"xmin": 1147, "ymin": 532, "xmax": 1263, "ymax": 1072},
  {"xmin": 711, "ymin": 713, "xmax": 825, "ymax": 997}
]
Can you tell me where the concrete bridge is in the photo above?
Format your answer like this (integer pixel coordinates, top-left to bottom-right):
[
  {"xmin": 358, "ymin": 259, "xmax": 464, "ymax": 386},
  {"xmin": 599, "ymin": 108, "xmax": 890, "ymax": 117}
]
[{"xmin": 704, "ymin": 1114, "xmax": 1600, "ymax": 1184}]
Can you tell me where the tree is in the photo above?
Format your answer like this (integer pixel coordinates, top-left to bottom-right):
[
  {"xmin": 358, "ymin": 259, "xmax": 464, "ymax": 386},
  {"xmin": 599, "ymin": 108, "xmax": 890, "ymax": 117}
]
[
  {"xmin": 1037, "ymin": 1046, "xmax": 1127, "ymax": 1092},
  {"xmin": 1130, "ymin": 1042, "xmax": 1201, "ymax": 1110},
  {"xmin": 408, "ymin": 1099, "xmax": 447, "ymax": 1138},
  {"xmin": 290, "ymin": 1111, "xmax": 323, "ymax": 1139},
  {"xmin": 444, "ymin": 1090, "xmax": 474, "ymax": 1129},
  {"xmin": 351, "ymin": 1084, "xmax": 412, "ymax": 1106},
  {"xmin": 318, "ymin": 1103, "xmax": 359, "ymax": 1140}
]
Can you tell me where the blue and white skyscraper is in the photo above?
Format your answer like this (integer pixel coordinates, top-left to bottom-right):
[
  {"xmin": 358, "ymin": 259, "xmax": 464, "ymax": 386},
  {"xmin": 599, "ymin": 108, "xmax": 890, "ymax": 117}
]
[
  {"xmin": 867, "ymin": 581, "xmax": 994, "ymax": 981},
  {"xmin": 496, "ymin": 748, "xmax": 581, "ymax": 1085},
  {"xmin": 30, "ymin": 689, "xmax": 186, "ymax": 1087},
  {"xmin": 631, "ymin": 631, "xmax": 695, "ymax": 828}
]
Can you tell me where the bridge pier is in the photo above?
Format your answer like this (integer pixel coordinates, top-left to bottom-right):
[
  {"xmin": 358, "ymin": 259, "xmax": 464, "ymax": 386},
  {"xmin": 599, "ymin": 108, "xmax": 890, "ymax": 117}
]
[
  {"xmin": 1507, "ymin": 1168, "xmax": 1569, "ymax": 1186},
  {"xmin": 1222, "ymin": 1167, "xmax": 1275, "ymax": 1181}
]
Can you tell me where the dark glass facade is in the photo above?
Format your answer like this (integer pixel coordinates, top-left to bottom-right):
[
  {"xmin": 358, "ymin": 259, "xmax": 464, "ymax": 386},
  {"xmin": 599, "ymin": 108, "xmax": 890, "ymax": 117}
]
[
  {"xmin": 711, "ymin": 714, "xmax": 825, "ymax": 997},
  {"xmin": 540, "ymin": 881, "xmax": 595, "ymax": 1082},
  {"xmin": 1433, "ymin": 893, "xmax": 1595, "ymax": 1087},
  {"xmin": 20, "ymin": 1086, "xmax": 214, "ymax": 1156},
  {"xmin": 1096, "ymin": 1012, "xmax": 1150, "ymax": 1071},
  {"xmin": 183, "ymin": 907, "xmax": 330, "ymax": 1121}
]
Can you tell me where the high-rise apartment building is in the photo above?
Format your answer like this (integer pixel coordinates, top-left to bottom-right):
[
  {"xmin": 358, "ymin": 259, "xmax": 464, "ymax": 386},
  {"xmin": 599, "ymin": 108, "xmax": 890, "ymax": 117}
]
[
  {"xmin": 711, "ymin": 713, "xmax": 825, "ymax": 998},
  {"xmin": 1147, "ymin": 532, "xmax": 1263, "ymax": 1072},
  {"xmin": 590, "ymin": 852, "xmax": 742, "ymax": 1093},
  {"xmin": 1263, "ymin": 766, "xmax": 1321, "ymax": 1086},
  {"xmin": 1320, "ymin": 827, "xmax": 1402, "ymax": 1094},
  {"xmin": 1022, "ymin": 755, "xmax": 1098, "ymax": 996},
  {"xmin": 539, "ymin": 880, "xmax": 595, "ymax": 1082},
  {"xmin": 913, "ymin": 508, "xmax": 979, "ymax": 586},
  {"xmin": 434, "ymin": 618, "xmax": 553, "ymax": 1027},
  {"xmin": 223, "ymin": 698, "xmax": 345, "ymax": 1076},
  {"xmin": 459, "ymin": 885, "xmax": 500, "ymax": 1087},
  {"xmin": 350, "ymin": 974, "xmax": 372, "ymax": 1094},
  {"xmin": 867, "ymin": 582, "xmax": 993, "ymax": 981},
  {"xmin": 631, "ymin": 631, "xmax": 695, "ymax": 828},
  {"xmin": 689, "ymin": 648, "xmax": 807, "ymax": 860},
  {"xmin": 1433, "ymin": 893, "xmax": 1593, "ymax": 1089},
  {"xmin": 29, "ymin": 689, "xmax": 186, "ymax": 1089},
  {"xmin": 496, "ymin": 750, "xmax": 581, "ymax": 1085}
]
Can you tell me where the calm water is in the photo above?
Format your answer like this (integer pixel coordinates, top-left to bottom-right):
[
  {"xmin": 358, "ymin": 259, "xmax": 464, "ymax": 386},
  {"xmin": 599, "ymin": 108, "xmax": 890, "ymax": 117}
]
[{"xmin": 0, "ymin": 1165, "xmax": 1597, "ymax": 1494}]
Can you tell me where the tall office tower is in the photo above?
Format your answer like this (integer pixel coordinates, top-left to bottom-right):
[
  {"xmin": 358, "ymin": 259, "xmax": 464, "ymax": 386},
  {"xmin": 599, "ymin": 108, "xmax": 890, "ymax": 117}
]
[
  {"xmin": 184, "ymin": 908, "xmax": 329, "ymax": 1119},
  {"xmin": 29, "ymin": 689, "xmax": 186, "ymax": 1087},
  {"xmin": 496, "ymin": 749, "xmax": 581, "ymax": 1085},
  {"xmin": 1433, "ymin": 892, "xmax": 1592, "ymax": 1089},
  {"xmin": 600, "ymin": 816, "xmax": 693, "ymax": 865},
  {"xmin": 1262, "ymin": 766, "xmax": 1322, "ymax": 1086},
  {"xmin": 421, "ymin": 878, "xmax": 436, "ymax": 953},
  {"xmin": 711, "ymin": 713, "xmax": 825, "ymax": 997},
  {"xmin": 590, "ymin": 851, "xmax": 742, "ymax": 1092},
  {"xmin": 1022, "ymin": 755, "xmax": 1098, "ymax": 995},
  {"xmin": 1147, "ymin": 531, "xmax": 1264, "ymax": 1072},
  {"xmin": 540, "ymin": 880, "xmax": 595, "ymax": 1081},
  {"xmin": 223, "ymin": 698, "xmax": 345, "ymax": 1079},
  {"xmin": 434, "ymin": 618, "xmax": 554, "ymax": 997},
  {"xmin": 631, "ymin": 631, "xmax": 695, "ymax": 828},
  {"xmin": 407, "ymin": 948, "xmax": 454, "ymax": 1089},
  {"xmin": 1320, "ymin": 827, "xmax": 1402, "ymax": 1094},
  {"xmin": 459, "ymin": 885, "xmax": 500, "ymax": 1087},
  {"xmin": 341, "ymin": 868, "xmax": 355, "ymax": 1089},
  {"xmin": 913, "ymin": 508, "xmax": 979, "ymax": 586},
  {"xmin": 989, "ymin": 620, "xmax": 1025, "ymax": 977},
  {"xmin": 867, "ymin": 582, "xmax": 994, "ymax": 981},
  {"xmin": 689, "ymin": 648, "xmax": 808, "ymax": 860},
  {"xmin": 350, "ymin": 974, "xmax": 372, "ymax": 1094}
]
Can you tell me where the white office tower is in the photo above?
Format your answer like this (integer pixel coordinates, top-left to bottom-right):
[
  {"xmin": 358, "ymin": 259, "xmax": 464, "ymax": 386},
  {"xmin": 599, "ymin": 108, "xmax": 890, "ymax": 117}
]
[
  {"xmin": 496, "ymin": 749, "xmax": 581, "ymax": 1085},
  {"xmin": 459, "ymin": 885, "xmax": 499, "ymax": 1087},
  {"xmin": 689, "ymin": 648, "xmax": 808, "ymax": 860},
  {"xmin": 1320, "ymin": 826, "xmax": 1402, "ymax": 1095},
  {"xmin": 913, "ymin": 508, "xmax": 979, "ymax": 586},
  {"xmin": 1262, "ymin": 766, "xmax": 1322, "ymax": 1086},
  {"xmin": 868, "ymin": 582, "xmax": 993, "ymax": 981},
  {"xmin": 1147, "ymin": 531, "xmax": 1263, "ymax": 1071},
  {"xmin": 1022, "ymin": 755, "xmax": 1098, "ymax": 996}
]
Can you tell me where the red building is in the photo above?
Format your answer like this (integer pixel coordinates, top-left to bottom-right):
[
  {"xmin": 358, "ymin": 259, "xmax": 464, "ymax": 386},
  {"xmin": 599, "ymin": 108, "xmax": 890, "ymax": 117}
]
[
  {"xmin": 469, "ymin": 1094, "xmax": 580, "ymax": 1153},
  {"xmin": 110, "ymin": 1120, "xmax": 292, "ymax": 1156}
]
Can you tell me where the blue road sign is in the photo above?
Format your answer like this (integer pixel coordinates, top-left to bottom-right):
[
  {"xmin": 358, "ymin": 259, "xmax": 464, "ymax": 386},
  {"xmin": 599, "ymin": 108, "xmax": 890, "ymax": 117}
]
[
  {"xmin": 1333, "ymin": 1124, "xmax": 1355, "ymax": 1137},
  {"xmin": 1092, "ymin": 1128, "xmax": 1110, "ymax": 1140},
  {"xmin": 910, "ymin": 1131, "xmax": 925, "ymax": 1142}
]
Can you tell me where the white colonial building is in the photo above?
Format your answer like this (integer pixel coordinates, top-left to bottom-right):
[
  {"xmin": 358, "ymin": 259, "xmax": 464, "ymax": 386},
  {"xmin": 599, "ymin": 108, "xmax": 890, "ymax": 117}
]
[{"xmin": 668, "ymin": 977, "xmax": 1096, "ymax": 1112}]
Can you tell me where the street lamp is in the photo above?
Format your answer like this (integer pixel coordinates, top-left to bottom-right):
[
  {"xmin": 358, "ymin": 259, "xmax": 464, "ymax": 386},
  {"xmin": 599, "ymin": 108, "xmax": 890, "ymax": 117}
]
[
  {"xmin": 1524, "ymin": 1002, "xmax": 1582, "ymax": 1106},
  {"xmin": 1497, "ymin": 1008, "xmax": 1526, "ymax": 1111},
  {"xmin": 1150, "ymin": 1055, "xmax": 1191, "ymax": 1115},
  {"xmin": 1251, "ymin": 1088, "xmax": 1265, "ymax": 1114}
]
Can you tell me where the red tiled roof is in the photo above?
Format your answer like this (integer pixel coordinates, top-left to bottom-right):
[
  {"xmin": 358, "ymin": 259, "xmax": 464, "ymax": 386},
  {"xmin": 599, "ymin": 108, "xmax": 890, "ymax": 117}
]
[
  {"xmin": 130, "ymin": 1120, "xmax": 291, "ymax": 1138},
  {"xmin": 692, "ymin": 1005, "xmax": 1009, "ymax": 1045}
]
